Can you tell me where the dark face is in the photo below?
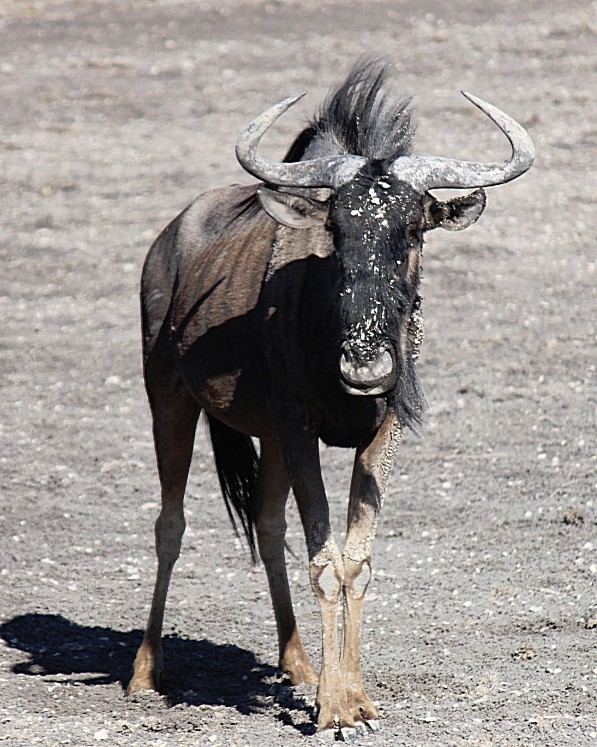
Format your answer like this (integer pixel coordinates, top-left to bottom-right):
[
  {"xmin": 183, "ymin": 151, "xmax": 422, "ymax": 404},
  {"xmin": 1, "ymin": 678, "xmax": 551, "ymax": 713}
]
[
  {"xmin": 330, "ymin": 167, "xmax": 424, "ymax": 397},
  {"xmin": 257, "ymin": 167, "xmax": 485, "ymax": 420}
]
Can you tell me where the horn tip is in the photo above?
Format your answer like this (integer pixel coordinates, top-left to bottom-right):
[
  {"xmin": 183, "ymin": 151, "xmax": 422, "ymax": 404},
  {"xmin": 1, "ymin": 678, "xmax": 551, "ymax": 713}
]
[
  {"xmin": 286, "ymin": 91, "xmax": 307, "ymax": 105},
  {"xmin": 461, "ymin": 90, "xmax": 482, "ymax": 107}
]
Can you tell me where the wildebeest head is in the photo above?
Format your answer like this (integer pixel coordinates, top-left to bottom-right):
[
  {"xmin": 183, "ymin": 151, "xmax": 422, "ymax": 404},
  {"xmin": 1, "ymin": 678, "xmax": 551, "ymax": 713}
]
[{"xmin": 236, "ymin": 61, "xmax": 534, "ymax": 421}]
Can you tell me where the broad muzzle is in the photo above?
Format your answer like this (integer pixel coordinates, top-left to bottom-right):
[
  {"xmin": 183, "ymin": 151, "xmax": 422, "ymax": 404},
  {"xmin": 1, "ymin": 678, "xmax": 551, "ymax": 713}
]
[{"xmin": 339, "ymin": 345, "xmax": 395, "ymax": 396}]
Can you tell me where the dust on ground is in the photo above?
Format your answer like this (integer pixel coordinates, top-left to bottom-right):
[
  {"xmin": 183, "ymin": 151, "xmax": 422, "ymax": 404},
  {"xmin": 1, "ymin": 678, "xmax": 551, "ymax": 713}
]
[{"xmin": 1, "ymin": 1, "xmax": 596, "ymax": 744}]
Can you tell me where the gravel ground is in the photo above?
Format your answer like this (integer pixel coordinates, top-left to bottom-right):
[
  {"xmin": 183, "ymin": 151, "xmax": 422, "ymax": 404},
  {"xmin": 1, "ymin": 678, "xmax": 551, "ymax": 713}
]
[{"xmin": 1, "ymin": 0, "xmax": 595, "ymax": 744}]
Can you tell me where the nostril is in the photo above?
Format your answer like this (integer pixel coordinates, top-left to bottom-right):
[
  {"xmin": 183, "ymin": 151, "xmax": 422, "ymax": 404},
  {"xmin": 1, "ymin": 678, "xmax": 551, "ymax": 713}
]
[
  {"xmin": 374, "ymin": 349, "xmax": 393, "ymax": 378},
  {"xmin": 340, "ymin": 347, "xmax": 394, "ymax": 389}
]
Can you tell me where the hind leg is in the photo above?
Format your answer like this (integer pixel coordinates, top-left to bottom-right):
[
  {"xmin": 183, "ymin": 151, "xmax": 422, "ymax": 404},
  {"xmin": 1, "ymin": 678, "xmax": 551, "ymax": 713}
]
[
  {"xmin": 255, "ymin": 438, "xmax": 317, "ymax": 685},
  {"xmin": 128, "ymin": 361, "xmax": 200, "ymax": 693}
]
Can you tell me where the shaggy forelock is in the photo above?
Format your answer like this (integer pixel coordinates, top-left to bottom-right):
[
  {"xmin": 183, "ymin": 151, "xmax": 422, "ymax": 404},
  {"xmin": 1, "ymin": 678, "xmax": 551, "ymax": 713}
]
[{"xmin": 284, "ymin": 58, "xmax": 415, "ymax": 163}]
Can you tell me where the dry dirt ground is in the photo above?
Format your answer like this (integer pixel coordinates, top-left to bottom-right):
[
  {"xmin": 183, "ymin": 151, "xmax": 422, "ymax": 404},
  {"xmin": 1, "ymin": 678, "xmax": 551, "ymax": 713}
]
[{"xmin": 1, "ymin": 0, "xmax": 596, "ymax": 745}]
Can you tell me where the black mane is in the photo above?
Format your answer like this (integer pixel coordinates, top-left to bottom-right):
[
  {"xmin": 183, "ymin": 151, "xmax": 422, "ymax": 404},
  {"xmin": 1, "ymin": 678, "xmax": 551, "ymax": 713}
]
[{"xmin": 285, "ymin": 58, "xmax": 415, "ymax": 163}]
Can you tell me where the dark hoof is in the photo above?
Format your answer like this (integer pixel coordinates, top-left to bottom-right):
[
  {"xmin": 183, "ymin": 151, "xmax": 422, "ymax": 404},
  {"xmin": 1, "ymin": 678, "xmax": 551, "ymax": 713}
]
[
  {"xmin": 364, "ymin": 719, "xmax": 380, "ymax": 732},
  {"xmin": 316, "ymin": 725, "xmax": 361, "ymax": 742}
]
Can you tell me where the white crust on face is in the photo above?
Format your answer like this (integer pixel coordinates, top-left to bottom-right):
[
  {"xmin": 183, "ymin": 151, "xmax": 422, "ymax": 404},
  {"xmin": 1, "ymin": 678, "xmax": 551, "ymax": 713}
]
[{"xmin": 340, "ymin": 177, "xmax": 421, "ymax": 362}]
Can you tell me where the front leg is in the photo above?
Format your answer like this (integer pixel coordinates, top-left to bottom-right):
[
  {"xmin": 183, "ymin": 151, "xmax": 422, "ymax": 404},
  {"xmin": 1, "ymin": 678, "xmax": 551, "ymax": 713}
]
[
  {"xmin": 341, "ymin": 413, "xmax": 402, "ymax": 730},
  {"xmin": 281, "ymin": 432, "xmax": 355, "ymax": 737}
]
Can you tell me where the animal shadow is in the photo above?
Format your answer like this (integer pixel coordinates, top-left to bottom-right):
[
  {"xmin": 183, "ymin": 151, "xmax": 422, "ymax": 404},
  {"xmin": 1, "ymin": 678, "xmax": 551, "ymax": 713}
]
[{"xmin": 0, "ymin": 613, "xmax": 290, "ymax": 718}]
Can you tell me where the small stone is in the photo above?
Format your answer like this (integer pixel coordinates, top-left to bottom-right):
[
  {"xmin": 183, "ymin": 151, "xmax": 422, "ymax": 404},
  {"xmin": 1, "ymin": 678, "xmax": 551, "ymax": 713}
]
[
  {"xmin": 511, "ymin": 645, "xmax": 537, "ymax": 661},
  {"xmin": 562, "ymin": 508, "xmax": 584, "ymax": 525}
]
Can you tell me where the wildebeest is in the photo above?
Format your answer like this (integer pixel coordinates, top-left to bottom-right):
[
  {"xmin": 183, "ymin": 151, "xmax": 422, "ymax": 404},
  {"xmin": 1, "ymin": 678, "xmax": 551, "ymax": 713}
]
[{"xmin": 127, "ymin": 60, "xmax": 534, "ymax": 738}]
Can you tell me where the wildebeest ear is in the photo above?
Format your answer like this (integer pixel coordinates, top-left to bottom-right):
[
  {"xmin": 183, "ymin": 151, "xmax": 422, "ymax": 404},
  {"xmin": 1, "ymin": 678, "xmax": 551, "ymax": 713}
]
[
  {"xmin": 257, "ymin": 186, "xmax": 328, "ymax": 229},
  {"xmin": 423, "ymin": 188, "xmax": 487, "ymax": 232}
]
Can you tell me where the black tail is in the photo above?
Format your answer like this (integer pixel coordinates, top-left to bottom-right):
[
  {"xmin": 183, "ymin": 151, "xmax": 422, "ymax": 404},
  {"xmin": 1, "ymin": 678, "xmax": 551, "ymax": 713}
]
[{"xmin": 206, "ymin": 414, "xmax": 258, "ymax": 562}]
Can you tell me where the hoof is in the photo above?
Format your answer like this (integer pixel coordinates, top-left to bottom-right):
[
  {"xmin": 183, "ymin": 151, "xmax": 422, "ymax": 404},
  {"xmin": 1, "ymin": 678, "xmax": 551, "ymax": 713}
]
[
  {"xmin": 364, "ymin": 719, "xmax": 380, "ymax": 732},
  {"xmin": 126, "ymin": 679, "xmax": 156, "ymax": 695},
  {"xmin": 316, "ymin": 723, "xmax": 368, "ymax": 742},
  {"xmin": 338, "ymin": 726, "xmax": 358, "ymax": 742},
  {"xmin": 279, "ymin": 660, "xmax": 319, "ymax": 686},
  {"xmin": 315, "ymin": 728, "xmax": 337, "ymax": 743},
  {"xmin": 128, "ymin": 642, "xmax": 162, "ymax": 695}
]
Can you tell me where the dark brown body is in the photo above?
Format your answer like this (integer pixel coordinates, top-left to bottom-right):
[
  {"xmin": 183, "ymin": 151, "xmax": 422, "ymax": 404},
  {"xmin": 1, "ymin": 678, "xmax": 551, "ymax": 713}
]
[
  {"xmin": 143, "ymin": 184, "xmax": 388, "ymax": 447},
  {"xmin": 143, "ymin": 185, "xmax": 277, "ymax": 436}
]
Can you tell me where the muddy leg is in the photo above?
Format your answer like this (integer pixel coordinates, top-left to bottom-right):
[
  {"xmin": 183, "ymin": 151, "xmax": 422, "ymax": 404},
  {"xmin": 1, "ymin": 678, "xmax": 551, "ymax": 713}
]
[
  {"xmin": 127, "ymin": 364, "xmax": 200, "ymax": 693},
  {"xmin": 341, "ymin": 414, "xmax": 402, "ymax": 731},
  {"xmin": 254, "ymin": 438, "xmax": 317, "ymax": 685},
  {"xmin": 283, "ymin": 435, "xmax": 354, "ymax": 737}
]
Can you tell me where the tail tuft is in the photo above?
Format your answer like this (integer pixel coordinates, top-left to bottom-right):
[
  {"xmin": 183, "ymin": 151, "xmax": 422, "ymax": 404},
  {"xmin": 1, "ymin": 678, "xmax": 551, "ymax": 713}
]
[{"xmin": 206, "ymin": 415, "xmax": 258, "ymax": 562}]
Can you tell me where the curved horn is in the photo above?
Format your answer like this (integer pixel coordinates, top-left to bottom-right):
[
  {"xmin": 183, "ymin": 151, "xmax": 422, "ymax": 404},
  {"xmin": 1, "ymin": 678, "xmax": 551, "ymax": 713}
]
[
  {"xmin": 235, "ymin": 93, "xmax": 367, "ymax": 189},
  {"xmin": 390, "ymin": 92, "xmax": 535, "ymax": 191}
]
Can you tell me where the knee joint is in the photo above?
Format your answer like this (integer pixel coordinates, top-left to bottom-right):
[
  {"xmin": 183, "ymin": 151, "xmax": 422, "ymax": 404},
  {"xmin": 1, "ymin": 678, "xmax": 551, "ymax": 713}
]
[
  {"xmin": 256, "ymin": 512, "xmax": 287, "ymax": 540},
  {"xmin": 155, "ymin": 511, "xmax": 185, "ymax": 561},
  {"xmin": 344, "ymin": 559, "xmax": 371, "ymax": 599},
  {"xmin": 312, "ymin": 563, "xmax": 342, "ymax": 601},
  {"xmin": 310, "ymin": 546, "xmax": 344, "ymax": 602},
  {"xmin": 256, "ymin": 513, "xmax": 286, "ymax": 558}
]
